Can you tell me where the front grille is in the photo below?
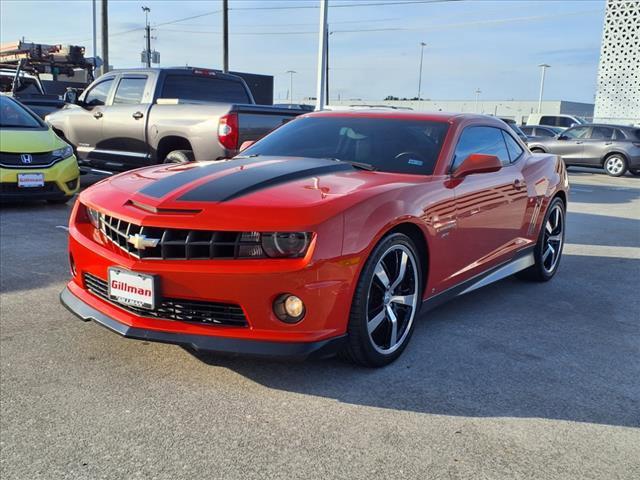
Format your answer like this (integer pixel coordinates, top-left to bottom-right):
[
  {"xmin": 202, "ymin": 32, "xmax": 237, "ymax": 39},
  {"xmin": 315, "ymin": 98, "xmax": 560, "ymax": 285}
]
[
  {"xmin": 0, "ymin": 151, "xmax": 63, "ymax": 168},
  {"xmin": 83, "ymin": 273, "xmax": 248, "ymax": 327},
  {"xmin": 95, "ymin": 212, "xmax": 263, "ymax": 260},
  {"xmin": 0, "ymin": 182, "xmax": 60, "ymax": 194}
]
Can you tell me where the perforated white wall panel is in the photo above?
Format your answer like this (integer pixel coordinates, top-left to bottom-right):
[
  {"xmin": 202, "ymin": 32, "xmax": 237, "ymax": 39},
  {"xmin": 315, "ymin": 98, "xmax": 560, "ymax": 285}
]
[{"xmin": 594, "ymin": 0, "xmax": 640, "ymax": 124}]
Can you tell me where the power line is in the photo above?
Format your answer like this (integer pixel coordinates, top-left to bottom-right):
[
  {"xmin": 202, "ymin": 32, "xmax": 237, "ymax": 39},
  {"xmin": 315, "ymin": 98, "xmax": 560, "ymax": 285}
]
[
  {"xmin": 157, "ymin": 9, "xmax": 602, "ymax": 36},
  {"xmin": 229, "ymin": 0, "xmax": 459, "ymax": 10},
  {"xmin": 154, "ymin": 10, "xmax": 222, "ymax": 28}
]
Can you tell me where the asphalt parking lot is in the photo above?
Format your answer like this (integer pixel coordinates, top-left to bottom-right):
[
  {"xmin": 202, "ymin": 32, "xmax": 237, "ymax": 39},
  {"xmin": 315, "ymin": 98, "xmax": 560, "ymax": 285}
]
[{"xmin": 1, "ymin": 169, "xmax": 639, "ymax": 480}]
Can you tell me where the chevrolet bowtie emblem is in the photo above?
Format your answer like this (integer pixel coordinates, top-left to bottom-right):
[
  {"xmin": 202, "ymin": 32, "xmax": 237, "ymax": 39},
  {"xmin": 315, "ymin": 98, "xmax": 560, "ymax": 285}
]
[{"xmin": 127, "ymin": 233, "xmax": 160, "ymax": 250}]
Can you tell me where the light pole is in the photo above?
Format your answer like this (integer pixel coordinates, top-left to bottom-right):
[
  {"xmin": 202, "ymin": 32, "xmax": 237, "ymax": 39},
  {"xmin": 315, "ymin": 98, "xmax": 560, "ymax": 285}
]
[
  {"xmin": 537, "ymin": 63, "xmax": 550, "ymax": 113},
  {"xmin": 315, "ymin": 0, "xmax": 328, "ymax": 111},
  {"xmin": 417, "ymin": 42, "xmax": 426, "ymax": 101},
  {"xmin": 286, "ymin": 70, "xmax": 297, "ymax": 103},
  {"xmin": 475, "ymin": 88, "xmax": 481, "ymax": 113}
]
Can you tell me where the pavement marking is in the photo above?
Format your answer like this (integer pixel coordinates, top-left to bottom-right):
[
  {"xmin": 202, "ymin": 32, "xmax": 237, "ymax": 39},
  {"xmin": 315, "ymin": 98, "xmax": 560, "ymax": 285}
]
[{"xmin": 564, "ymin": 243, "xmax": 640, "ymax": 259}]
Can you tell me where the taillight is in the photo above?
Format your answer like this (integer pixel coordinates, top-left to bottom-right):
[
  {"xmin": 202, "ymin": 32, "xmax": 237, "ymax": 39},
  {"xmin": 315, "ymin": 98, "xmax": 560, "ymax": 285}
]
[{"xmin": 218, "ymin": 112, "xmax": 239, "ymax": 151}]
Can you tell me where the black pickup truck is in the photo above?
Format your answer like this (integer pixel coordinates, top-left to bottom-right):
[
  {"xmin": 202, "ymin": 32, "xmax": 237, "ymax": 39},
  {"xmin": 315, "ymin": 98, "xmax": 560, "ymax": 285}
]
[
  {"xmin": 0, "ymin": 67, "xmax": 68, "ymax": 119},
  {"xmin": 45, "ymin": 67, "xmax": 307, "ymax": 171}
]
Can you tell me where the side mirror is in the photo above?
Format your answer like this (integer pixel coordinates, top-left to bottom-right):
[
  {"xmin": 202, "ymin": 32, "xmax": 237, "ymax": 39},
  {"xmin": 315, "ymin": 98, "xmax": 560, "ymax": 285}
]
[
  {"xmin": 239, "ymin": 140, "xmax": 256, "ymax": 151},
  {"xmin": 452, "ymin": 153, "xmax": 502, "ymax": 179},
  {"xmin": 63, "ymin": 88, "xmax": 78, "ymax": 104},
  {"xmin": 557, "ymin": 134, "xmax": 568, "ymax": 140}
]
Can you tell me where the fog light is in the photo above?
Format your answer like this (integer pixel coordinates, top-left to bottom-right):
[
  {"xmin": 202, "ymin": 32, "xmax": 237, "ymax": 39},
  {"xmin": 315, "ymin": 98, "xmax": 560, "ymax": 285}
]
[{"xmin": 274, "ymin": 294, "xmax": 306, "ymax": 323}]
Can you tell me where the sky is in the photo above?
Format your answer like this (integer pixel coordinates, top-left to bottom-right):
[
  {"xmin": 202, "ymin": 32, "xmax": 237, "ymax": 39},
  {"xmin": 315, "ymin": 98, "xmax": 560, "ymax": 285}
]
[{"xmin": 0, "ymin": 0, "xmax": 606, "ymax": 103}]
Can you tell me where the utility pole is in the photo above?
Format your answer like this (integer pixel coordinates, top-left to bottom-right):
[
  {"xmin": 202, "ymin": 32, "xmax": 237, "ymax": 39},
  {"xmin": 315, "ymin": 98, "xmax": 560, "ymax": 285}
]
[
  {"xmin": 325, "ymin": 31, "xmax": 331, "ymax": 103},
  {"xmin": 92, "ymin": 0, "xmax": 97, "ymax": 59},
  {"xmin": 417, "ymin": 42, "xmax": 426, "ymax": 101},
  {"xmin": 286, "ymin": 70, "xmax": 297, "ymax": 103},
  {"xmin": 537, "ymin": 63, "xmax": 550, "ymax": 113},
  {"xmin": 100, "ymin": 0, "xmax": 109, "ymax": 74},
  {"xmin": 315, "ymin": 0, "xmax": 328, "ymax": 111},
  {"xmin": 474, "ymin": 88, "xmax": 481, "ymax": 113},
  {"xmin": 142, "ymin": 6, "xmax": 151, "ymax": 68},
  {"xmin": 222, "ymin": 0, "xmax": 229, "ymax": 73}
]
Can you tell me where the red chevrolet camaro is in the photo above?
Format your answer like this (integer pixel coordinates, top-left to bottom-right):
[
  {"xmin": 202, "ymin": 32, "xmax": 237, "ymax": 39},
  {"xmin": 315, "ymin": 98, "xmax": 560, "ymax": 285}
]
[{"xmin": 61, "ymin": 111, "xmax": 569, "ymax": 367}]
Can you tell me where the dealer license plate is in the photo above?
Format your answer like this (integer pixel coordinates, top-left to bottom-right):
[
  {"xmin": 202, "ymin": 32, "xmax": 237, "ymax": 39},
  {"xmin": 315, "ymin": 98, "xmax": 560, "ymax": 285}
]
[
  {"xmin": 108, "ymin": 267, "xmax": 157, "ymax": 310},
  {"xmin": 17, "ymin": 173, "xmax": 45, "ymax": 188}
]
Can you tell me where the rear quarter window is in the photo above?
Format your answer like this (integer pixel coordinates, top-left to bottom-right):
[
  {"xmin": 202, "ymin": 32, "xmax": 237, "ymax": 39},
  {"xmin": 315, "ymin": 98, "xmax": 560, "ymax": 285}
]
[{"xmin": 160, "ymin": 75, "xmax": 250, "ymax": 104}]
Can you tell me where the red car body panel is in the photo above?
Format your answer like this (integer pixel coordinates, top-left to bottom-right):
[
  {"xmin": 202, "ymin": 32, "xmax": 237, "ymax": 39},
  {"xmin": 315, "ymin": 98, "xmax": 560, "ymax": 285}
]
[{"xmin": 62, "ymin": 111, "xmax": 569, "ymax": 355}]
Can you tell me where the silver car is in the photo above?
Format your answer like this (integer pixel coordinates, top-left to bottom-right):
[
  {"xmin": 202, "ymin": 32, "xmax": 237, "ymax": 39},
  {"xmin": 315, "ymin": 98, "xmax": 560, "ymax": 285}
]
[{"xmin": 528, "ymin": 124, "xmax": 640, "ymax": 177}]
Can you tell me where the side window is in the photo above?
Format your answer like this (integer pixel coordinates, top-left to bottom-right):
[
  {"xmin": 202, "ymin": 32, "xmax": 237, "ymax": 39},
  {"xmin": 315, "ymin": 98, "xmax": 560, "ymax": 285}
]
[
  {"xmin": 538, "ymin": 128, "xmax": 555, "ymax": 137},
  {"xmin": 590, "ymin": 126, "xmax": 614, "ymax": 140},
  {"xmin": 564, "ymin": 126, "xmax": 590, "ymax": 139},
  {"xmin": 612, "ymin": 129, "xmax": 626, "ymax": 140},
  {"xmin": 521, "ymin": 126, "xmax": 534, "ymax": 135},
  {"xmin": 558, "ymin": 117, "xmax": 575, "ymax": 127},
  {"xmin": 452, "ymin": 126, "xmax": 510, "ymax": 170},
  {"xmin": 501, "ymin": 130, "xmax": 524, "ymax": 163},
  {"xmin": 84, "ymin": 78, "xmax": 114, "ymax": 107},
  {"xmin": 113, "ymin": 77, "xmax": 147, "ymax": 105},
  {"xmin": 540, "ymin": 116, "xmax": 554, "ymax": 126}
]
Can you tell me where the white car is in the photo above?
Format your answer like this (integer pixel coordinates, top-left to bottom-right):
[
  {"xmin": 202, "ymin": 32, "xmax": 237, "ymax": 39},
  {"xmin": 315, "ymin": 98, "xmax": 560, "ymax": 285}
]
[{"xmin": 526, "ymin": 114, "xmax": 588, "ymax": 129}]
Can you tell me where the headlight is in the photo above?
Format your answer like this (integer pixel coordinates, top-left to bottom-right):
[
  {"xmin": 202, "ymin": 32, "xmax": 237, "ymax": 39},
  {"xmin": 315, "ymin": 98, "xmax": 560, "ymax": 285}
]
[
  {"xmin": 261, "ymin": 232, "xmax": 311, "ymax": 258},
  {"xmin": 86, "ymin": 206, "xmax": 101, "ymax": 229},
  {"xmin": 52, "ymin": 144, "xmax": 74, "ymax": 160}
]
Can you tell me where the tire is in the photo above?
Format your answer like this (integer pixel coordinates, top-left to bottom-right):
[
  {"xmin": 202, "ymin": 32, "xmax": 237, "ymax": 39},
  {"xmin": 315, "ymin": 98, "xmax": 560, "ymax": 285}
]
[
  {"xmin": 164, "ymin": 150, "xmax": 195, "ymax": 164},
  {"xmin": 46, "ymin": 197, "xmax": 71, "ymax": 205},
  {"xmin": 517, "ymin": 197, "xmax": 565, "ymax": 282},
  {"xmin": 341, "ymin": 233, "xmax": 423, "ymax": 367},
  {"xmin": 530, "ymin": 148, "xmax": 545, "ymax": 153},
  {"xmin": 603, "ymin": 154, "xmax": 628, "ymax": 177}
]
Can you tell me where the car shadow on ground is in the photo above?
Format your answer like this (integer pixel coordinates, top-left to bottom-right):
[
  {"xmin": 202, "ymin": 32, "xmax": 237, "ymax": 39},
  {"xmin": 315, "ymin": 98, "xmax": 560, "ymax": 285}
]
[
  {"xmin": 569, "ymin": 180, "xmax": 640, "ymax": 205},
  {"xmin": 566, "ymin": 211, "xmax": 640, "ymax": 248},
  {"xmin": 190, "ymin": 254, "xmax": 640, "ymax": 429}
]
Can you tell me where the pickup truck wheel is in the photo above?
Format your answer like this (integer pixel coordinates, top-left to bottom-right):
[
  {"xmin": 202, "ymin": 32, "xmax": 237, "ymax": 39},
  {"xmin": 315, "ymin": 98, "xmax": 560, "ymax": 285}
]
[{"xmin": 164, "ymin": 150, "xmax": 195, "ymax": 164}]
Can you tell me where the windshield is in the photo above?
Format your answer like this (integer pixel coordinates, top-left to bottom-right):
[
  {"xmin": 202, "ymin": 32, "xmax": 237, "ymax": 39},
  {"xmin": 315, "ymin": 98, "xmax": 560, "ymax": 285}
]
[
  {"xmin": 241, "ymin": 116, "xmax": 450, "ymax": 175},
  {"xmin": 0, "ymin": 95, "xmax": 43, "ymax": 128}
]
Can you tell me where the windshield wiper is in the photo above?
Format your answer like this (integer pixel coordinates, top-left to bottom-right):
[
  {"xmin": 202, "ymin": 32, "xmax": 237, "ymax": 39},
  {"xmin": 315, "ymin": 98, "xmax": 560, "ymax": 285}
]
[{"xmin": 325, "ymin": 157, "xmax": 376, "ymax": 171}]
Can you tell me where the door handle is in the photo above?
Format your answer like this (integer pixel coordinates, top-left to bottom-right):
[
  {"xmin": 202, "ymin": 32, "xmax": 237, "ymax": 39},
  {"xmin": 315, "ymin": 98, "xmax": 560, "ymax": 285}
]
[
  {"xmin": 132, "ymin": 111, "xmax": 144, "ymax": 120},
  {"xmin": 93, "ymin": 111, "xmax": 103, "ymax": 119},
  {"xmin": 513, "ymin": 179, "xmax": 526, "ymax": 189},
  {"xmin": 575, "ymin": 141, "xmax": 583, "ymax": 144}
]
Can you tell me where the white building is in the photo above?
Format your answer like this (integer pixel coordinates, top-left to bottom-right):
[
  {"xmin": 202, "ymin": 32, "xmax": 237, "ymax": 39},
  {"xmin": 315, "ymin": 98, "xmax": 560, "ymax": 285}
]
[
  {"xmin": 594, "ymin": 0, "xmax": 640, "ymax": 125},
  {"xmin": 324, "ymin": 100, "xmax": 594, "ymax": 125}
]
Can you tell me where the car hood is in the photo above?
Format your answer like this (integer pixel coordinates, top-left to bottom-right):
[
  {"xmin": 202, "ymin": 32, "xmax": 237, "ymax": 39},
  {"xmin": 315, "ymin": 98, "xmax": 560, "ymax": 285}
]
[
  {"xmin": 0, "ymin": 127, "xmax": 65, "ymax": 153},
  {"xmin": 81, "ymin": 157, "xmax": 423, "ymax": 230}
]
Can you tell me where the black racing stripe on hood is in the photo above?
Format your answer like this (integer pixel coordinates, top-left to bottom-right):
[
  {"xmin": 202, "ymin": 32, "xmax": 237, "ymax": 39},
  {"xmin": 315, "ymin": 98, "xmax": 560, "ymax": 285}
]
[
  {"xmin": 139, "ymin": 158, "xmax": 259, "ymax": 198},
  {"xmin": 177, "ymin": 158, "xmax": 354, "ymax": 202}
]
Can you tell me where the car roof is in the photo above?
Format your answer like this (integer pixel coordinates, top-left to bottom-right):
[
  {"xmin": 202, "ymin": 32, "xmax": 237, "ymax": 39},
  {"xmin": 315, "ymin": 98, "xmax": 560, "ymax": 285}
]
[
  {"xmin": 583, "ymin": 123, "xmax": 637, "ymax": 130},
  {"xmin": 304, "ymin": 109, "xmax": 489, "ymax": 123}
]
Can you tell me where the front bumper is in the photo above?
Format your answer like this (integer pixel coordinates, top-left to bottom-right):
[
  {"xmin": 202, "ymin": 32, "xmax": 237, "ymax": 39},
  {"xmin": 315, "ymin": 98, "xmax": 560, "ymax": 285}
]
[
  {"xmin": 60, "ymin": 286, "xmax": 346, "ymax": 358},
  {"xmin": 0, "ymin": 155, "xmax": 80, "ymax": 200}
]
